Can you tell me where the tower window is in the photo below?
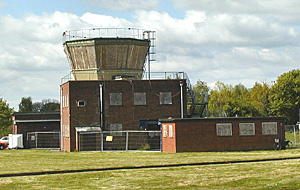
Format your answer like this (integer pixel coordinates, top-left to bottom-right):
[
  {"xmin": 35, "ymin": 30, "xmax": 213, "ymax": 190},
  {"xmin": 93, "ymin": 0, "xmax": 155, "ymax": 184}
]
[
  {"xmin": 77, "ymin": 100, "xmax": 86, "ymax": 107},
  {"xmin": 110, "ymin": 93, "xmax": 122, "ymax": 106},
  {"xmin": 160, "ymin": 92, "xmax": 172, "ymax": 105}
]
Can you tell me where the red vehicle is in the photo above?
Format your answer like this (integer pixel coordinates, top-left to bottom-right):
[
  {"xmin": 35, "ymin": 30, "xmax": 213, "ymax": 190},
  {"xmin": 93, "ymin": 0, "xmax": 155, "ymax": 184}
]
[{"xmin": 0, "ymin": 142, "xmax": 7, "ymax": 150}]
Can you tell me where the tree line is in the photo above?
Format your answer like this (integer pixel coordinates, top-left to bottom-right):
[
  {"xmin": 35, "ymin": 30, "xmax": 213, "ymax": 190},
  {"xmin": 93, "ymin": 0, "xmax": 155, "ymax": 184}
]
[
  {"xmin": 18, "ymin": 97, "xmax": 60, "ymax": 112},
  {"xmin": 0, "ymin": 69, "xmax": 299, "ymax": 137},
  {"xmin": 194, "ymin": 69, "xmax": 300, "ymax": 125},
  {"xmin": 0, "ymin": 97, "xmax": 59, "ymax": 137}
]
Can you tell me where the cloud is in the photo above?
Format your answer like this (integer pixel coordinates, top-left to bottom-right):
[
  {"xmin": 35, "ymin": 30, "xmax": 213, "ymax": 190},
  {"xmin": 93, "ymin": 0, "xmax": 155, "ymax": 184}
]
[
  {"xmin": 170, "ymin": 0, "xmax": 300, "ymax": 24},
  {"xmin": 0, "ymin": 1, "xmax": 5, "ymax": 8},
  {"xmin": 0, "ymin": 11, "xmax": 134, "ymax": 109},
  {"xmin": 82, "ymin": 0, "xmax": 159, "ymax": 11},
  {"xmin": 81, "ymin": 12, "xmax": 132, "ymax": 27},
  {"xmin": 1, "ymin": 4, "xmax": 300, "ymax": 110}
]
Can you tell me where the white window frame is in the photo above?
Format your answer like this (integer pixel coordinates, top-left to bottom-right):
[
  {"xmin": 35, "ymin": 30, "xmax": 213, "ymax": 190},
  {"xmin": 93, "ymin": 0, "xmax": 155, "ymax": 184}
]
[
  {"xmin": 169, "ymin": 125, "xmax": 173, "ymax": 138},
  {"xmin": 77, "ymin": 100, "xmax": 86, "ymax": 107},
  {"xmin": 163, "ymin": 125, "xmax": 167, "ymax": 138}
]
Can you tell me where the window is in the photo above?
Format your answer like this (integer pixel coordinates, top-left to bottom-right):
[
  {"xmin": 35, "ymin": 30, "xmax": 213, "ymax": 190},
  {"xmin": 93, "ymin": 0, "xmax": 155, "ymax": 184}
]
[
  {"xmin": 262, "ymin": 122, "xmax": 277, "ymax": 135},
  {"xmin": 169, "ymin": 125, "xmax": 173, "ymax": 138},
  {"xmin": 160, "ymin": 92, "xmax": 172, "ymax": 105},
  {"xmin": 216, "ymin": 123, "xmax": 232, "ymax": 136},
  {"xmin": 239, "ymin": 123, "xmax": 255, "ymax": 136},
  {"xmin": 110, "ymin": 93, "xmax": 122, "ymax": 106},
  {"xmin": 107, "ymin": 124, "xmax": 123, "ymax": 136},
  {"xmin": 163, "ymin": 125, "xmax": 167, "ymax": 137},
  {"xmin": 53, "ymin": 130, "xmax": 60, "ymax": 139},
  {"xmin": 66, "ymin": 95, "xmax": 68, "ymax": 107},
  {"xmin": 77, "ymin": 100, "xmax": 85, "ymax": 107},
  {"xmin": 134, "ymin": 92, "xmax": 146, "ymax": 105}
]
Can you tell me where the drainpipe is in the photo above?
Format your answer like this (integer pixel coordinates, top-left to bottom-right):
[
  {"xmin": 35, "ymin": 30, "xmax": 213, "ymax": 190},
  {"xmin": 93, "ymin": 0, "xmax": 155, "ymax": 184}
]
[
  {"xmin": 60, "ymin": 87, "xmax": 63, "ymax": 151},
  {"xmin": 100, "ymin": 84, "xmax": 103, "ymax": 128},
  {"xmin": 180, "ymin": 81, "xmax": 184, "ymax": 119}
]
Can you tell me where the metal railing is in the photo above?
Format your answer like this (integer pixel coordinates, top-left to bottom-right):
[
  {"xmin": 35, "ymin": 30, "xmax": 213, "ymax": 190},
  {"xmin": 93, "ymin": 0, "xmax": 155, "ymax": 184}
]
[
  {"xmin": 62, "ymin": 28, "xmax": 153, "ymax": 42},
  {"xmin": 78, "ymin": 130, "xmax": 161, "ymax": 152},
  {"xmin": 61, "ymin": 71, "xmax": 190, "ymax": 83},
  {"xmin": 27, "ymin": 132, "xmax": 60, "ymax": 149},
  {"xmin": 285, "ymin": 125, "xmax": 299, "ymax": 147}
]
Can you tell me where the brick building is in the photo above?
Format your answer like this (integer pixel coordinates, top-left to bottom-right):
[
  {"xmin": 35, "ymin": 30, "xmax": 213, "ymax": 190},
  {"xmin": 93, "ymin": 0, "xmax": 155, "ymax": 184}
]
[
  {"xmin": 60, "ymin": 79, "xmax": 187, "ymax": 152},
  {"xmin": 160, "ymin": 117, "xmax": 286, "ymax": 152},
  {"xmin": 12, "ymin": 112, "xmax": 60, "ymax": 148},
  {"xmin": 59, "ymin": 28, "xmax": 285, "ymax": 152}
]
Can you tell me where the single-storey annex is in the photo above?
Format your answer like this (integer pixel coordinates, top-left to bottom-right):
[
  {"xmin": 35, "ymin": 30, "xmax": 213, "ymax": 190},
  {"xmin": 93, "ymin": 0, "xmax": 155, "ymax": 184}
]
[{"xmin": 160, "ymin": 117, "xmax": 286, "ymax": 152}]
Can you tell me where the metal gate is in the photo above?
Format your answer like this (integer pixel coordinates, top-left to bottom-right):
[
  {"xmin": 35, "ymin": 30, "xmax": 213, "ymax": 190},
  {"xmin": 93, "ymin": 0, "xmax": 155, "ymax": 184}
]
[
  {"xmin": 78, "ymin": 131, "xmax": 161, "ymax": 151},
  {"xmin": 27, "ymin": 132, "xmax": 60, "ymax": 149}
]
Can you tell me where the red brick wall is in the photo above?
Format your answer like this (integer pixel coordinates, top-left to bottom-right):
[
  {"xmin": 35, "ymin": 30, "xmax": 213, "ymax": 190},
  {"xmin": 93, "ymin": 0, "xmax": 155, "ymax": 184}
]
[
  {"xmin": 162, "ymin": 123, "xmax": 176, "ymax": 153},
  {"xmin": 62, "ymin": 79, "xmax": 187, "ymax": 151},
  {"xmin": 61, "ymin": 82, "xmax": 71, "ymax": 152},
  {"xmin": 161, "ymin": 117, "xmax": 285, "ymax": 152}
]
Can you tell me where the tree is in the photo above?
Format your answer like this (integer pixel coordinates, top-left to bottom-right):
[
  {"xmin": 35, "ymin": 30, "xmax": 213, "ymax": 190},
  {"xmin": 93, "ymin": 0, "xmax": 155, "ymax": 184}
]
[
  {"xmin": 269, "ymin": 69, "xmax": 300, "ymax": 124},
  {"xmin": 32, "ymin": 102, "xmax": 43, "ymax": 112},
  {"xmin": 0, "ymin": 98, "xmax": 14, "ymax": 137},
  {"xmin": 190, "ymin": 80, "xmax": 209, "ymax": 116},
  {"xmin": 19, "ymin": 97, "xmax": 33, "ymax": 112},
  {"xmin": 208, "ymin": 81, "xmax": 233, "ymax": 117},
  {"xmin": 40, "ymin": 99, "xmax": 60, "ymax": 112},
  {"xmin": 20, "ymin": 97, "xmax": 60, "ymax": 112},
  {"xmin": 193, "ymin": 80, "xmax": 209, "ymax": 103},
  {"xmin": 208, "ymin": 82, "xmax": 254, "ymax": 117},
  {"xmin": 249, "ymin": 82, "xmax": 270, "ymax": 116},
  {"xmin": 33, "ymin": 99, "xmax": 60, "ymax": 112}
]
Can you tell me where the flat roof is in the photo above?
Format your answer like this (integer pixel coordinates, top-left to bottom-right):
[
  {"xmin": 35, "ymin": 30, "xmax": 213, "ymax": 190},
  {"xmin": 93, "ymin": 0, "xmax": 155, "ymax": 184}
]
[
  {"xmin": 159, "ymin": 117, "xmax": 286, "ymax": 123},
  {"xmin": 15, "ymin": 119, "xmax": 60, "ymax": 123},
  {"xmin": 12, "ymin": 111, "xmax": 60, "ymax": 116}
]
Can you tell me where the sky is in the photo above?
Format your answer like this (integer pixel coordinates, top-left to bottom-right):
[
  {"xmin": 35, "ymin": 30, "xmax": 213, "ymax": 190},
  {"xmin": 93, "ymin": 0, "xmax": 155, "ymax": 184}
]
[{"xmin": 0, "ymin": 0, "xmax": 300, "ymax": 110}]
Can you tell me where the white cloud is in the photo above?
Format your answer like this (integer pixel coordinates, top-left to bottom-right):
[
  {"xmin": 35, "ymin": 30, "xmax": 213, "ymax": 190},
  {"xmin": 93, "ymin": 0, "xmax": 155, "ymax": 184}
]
[
  {"xmin": 170, "ymin": 0, "xmax": 300, "ymax": 24},
  {"xmin": 0, "ymin": 1, "xmax": 5, "ymax": 8},
  {"xmin": 1, "ymin": 3, "xmax": 300, "ymax": 110},
  {"xmin": 81, "ymin": 12, "xmax": 132, "ymax": 27},
  {"xmin": 82, "ymin": 0, "xmax": 159, "ymax": 11},
  {"xmin": 0, "ymin": 11, "xmax": 135, "ymax": 109}
]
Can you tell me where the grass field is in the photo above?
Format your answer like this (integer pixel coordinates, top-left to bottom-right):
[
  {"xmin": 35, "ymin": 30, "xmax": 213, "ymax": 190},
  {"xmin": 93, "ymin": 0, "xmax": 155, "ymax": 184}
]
[{"xmin": 1, "ymin": 149, "xmax": 300, "ymax": 189}]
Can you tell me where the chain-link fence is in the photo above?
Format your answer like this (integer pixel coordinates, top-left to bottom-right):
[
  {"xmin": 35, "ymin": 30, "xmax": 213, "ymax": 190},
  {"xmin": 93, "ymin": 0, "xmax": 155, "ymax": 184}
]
[
  {"xmin": 27, "ymin": 132, "xmax": 60, "ymax": 149},
  {"xmin": 285, "ymin": 125, "xmax": 299, "ymax": 147},
  {"xmin": 78, "ymin": 131, "xmax": 161, "ymax": 152}
]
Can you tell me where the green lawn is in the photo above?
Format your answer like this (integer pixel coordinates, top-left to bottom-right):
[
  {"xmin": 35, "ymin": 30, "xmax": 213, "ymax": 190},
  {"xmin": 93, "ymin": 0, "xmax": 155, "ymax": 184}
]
[{"xmin": 1, "ymin": 149, "xmax": 300, "ymax": 189}]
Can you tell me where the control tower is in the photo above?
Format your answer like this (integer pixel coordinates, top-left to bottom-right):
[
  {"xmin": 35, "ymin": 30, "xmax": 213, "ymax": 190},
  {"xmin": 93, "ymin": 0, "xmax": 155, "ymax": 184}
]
[{"xmin": 62, "ymin": 28, "xmax": 155, "ymax": 80}]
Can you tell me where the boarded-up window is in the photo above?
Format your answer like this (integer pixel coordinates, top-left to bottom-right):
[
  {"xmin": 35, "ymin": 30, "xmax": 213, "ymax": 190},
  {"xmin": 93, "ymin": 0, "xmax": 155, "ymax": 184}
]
[
  {"xmin": 160, "ymin": 92, "xmax": 172, "ymax": 105},
  {"xmin": 169, "ymin": 125, "xmax": 173, "ymax": 138},
  {"xmin": 216, "ymin": 123, "xmax": 232, "ymax": 136},
  {"xmin": 107, "ymin": 124, "xmax": 123, "ymax": 136},
  {"xmin": 134, "ymin": 92, "xmax": 146, "ymax": 105},
  {"xmin": 110, "ymin": 93, "xmax": 122, "ymax": 106},
  {"xmin": 262, "ymin": 122, "xmax": 277, "ymax": 135},
  {"xmin": 239, "ymin": 123, "xmax": 255, "ymax": 136},
  {"xmin": 163, "ymin": 125, "xmax": 167, "ymax": 138}
]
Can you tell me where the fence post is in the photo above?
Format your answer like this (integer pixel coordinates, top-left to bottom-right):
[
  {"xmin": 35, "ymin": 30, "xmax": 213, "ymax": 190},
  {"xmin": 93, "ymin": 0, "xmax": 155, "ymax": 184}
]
[
  {"xmin": 78, "ymin": 133, "xmax": 81, "ymax": 152},
  {"xmin": 126, "ymin": 131, "xmax": 129, "ymax": 151},
  {"xmin": 101, "ymin": 131, "xmax": 104, "ymax": 151},
  {"xmin": 35, "ymin": 132, "xmax": 38, "ymax": 149},
  {"xmin": 294, "ymin": 125, "xmax": 297, "ymax": 147}
]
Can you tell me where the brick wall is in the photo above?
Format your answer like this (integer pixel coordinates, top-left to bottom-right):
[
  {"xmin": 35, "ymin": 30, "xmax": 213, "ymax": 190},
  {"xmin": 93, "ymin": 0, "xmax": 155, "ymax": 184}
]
[
  {"xmin": 161, "ymin": 123, "xmax": 176, "ymax": 153},
  {"xmin": 61, "ymin": 79, "xmax": 187, "ymax": 151},
  {"xmin": 161, "ymin": 117, "xmax": 286, "ymax": 152},
  {"xmin": 12, "ymin": 112, "xmax": 60, "ymax": 148}
]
